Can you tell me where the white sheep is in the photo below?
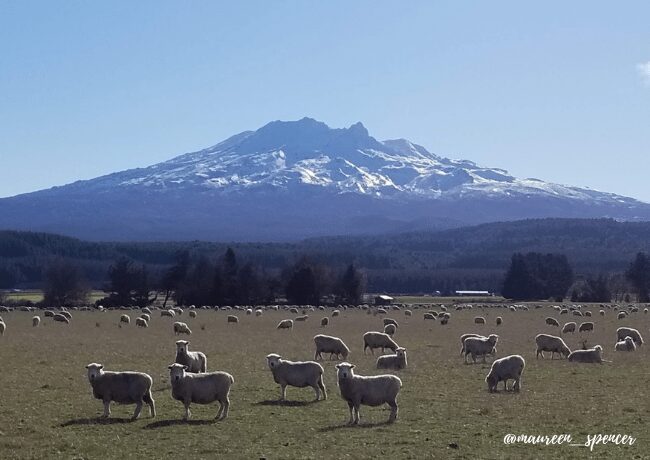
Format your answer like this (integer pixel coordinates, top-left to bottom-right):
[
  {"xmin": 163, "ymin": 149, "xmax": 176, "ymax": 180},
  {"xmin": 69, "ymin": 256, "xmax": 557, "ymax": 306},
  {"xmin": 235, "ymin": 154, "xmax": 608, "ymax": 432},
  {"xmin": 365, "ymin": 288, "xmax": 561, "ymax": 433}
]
[
  {"xmin": 332, "ymin": 310, "xmax": 340, "ymax": 317},
  {"xmin": 320, "ymin": 317, "xmax": 329, "ymax": 327},
  {"xmin": 265, "ymin": 354, "xmax": 326, "ymax": 401},
  {"xmin": 173, "ymin": 322, "xmax": 192, "ymax": 335},
  {"xmin": 578, "ymin": 322, "xmax": 594, "ymax": 333},
  {"xmin": 615, "ymin": 336, "xmax": 636, "ymax": 352},
  {"xmin": 335, "ymin": 362, "xmax": 402, "ymax": 425},
  {"xmin": 135, "ymin": 317, "xmax": 148, "ymax": 328},
  {"xmin": 120, "ymin": 314, "xmax": 130, "ymax": 325},
  {"xmin": 568, "ymin": 345, "xmax": 604, "ymax": 363},
  {"xmin": 188, "ymin": 311, "xmax": 197, "ymax": 319},
  {"xmin": 496, "ymin": 317, "xmax": 502, "ymax": 326},
  {"xmin": 404, "ymin": 310, "xmax": 412, "ymax": 317},
  {"xmin": 616, "ymin": 327, "xmax": 644, "ymax": 347},
  {"xmin": 383, "ymin": 318, "xmax": 398, "ymax": 328},
  {"xmin": 168, "ymin": 363, "xmax": 234, "ymax": 420},
  {"xmin": 376, "ymin": 347, "xmax": 407, "ymax": 370},
  {"xmin": 535, "ymin": 334, "xmax": 571, "ymax": 359},
  {"xmin": 276, "ymin": 319, "xmax": 293, "ymax": 330},
  {"xmin": 485, "ymin": 355, "xmax": 525, "ymax": 393},
  {"xmin": 474, "ymin": 316, "xmax": 486, "ymax": 324},
  {"xmin": 617, "ymin": 311, "xmax": 627, "ymax": 320},
  {"xmin": 295, "ymin": 315, "xmax": 309, "ymax": 322},
  {"xmin": 464, "ymin": 334, "xmax": 499, "ymax": 363},
  {"xmin": 255, "ymin": 309, "xmax": 263, "ymax": 317},
  {"xmin": 227, "ymin": 315, "xmax": 239, "ymax": 324},
  {"xmin": 545, "ymin": 317, "xmax": 559, "ymax": 327},
  {"xmin": 313, "ymin": 334, "xmax": 350, "ymax": 360},
  {"xmin": 363, "ymin": 332, "xmax": 399, "ymax": 355},
  {"xmin": 459, "ymin": 333, "xmax": 497, "ymax": 356},
  {"xmin": 161, "ymin": 309, "xmax": 175, "ymax": 318},
  {"xmin": 175, "ymin": 340, "xmax": 207, "ymax": 373},
  {"xmin": 383, "ymin": 324, "xmax": 397, "ymax": 336},
  {"xmin": 32, "ymin": 316, "xmax": 41, "ymax": 327},
  {"xmin": 85, "ymin": 363, "xmax": 156, "ymax": 419},
  {"xmin": 140, "ymin": 313, "xmax": 151, "ymax": 322},
  {"xmin": 52, "ymin": 313, "xmax": 70, "ymax": 324},
  {"xmin": 423, "ymin": 312, "xmax": 436, "ymax": 320},
  {"xmin": 562, "ymin": 322, "xmax": 576, "ymax": 334}
]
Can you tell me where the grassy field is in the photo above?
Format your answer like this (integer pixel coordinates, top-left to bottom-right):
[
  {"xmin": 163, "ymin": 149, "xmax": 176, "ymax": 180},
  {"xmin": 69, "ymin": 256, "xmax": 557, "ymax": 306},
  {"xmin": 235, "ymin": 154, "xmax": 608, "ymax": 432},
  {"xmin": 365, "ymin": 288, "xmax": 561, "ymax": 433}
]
[
  {"xmin": 3, "ymin": 290, "xmax": 107, "ymax": 304},
  {"xmin": 0, "ymin": 305, "xmax": 648, "ymax": 459}
]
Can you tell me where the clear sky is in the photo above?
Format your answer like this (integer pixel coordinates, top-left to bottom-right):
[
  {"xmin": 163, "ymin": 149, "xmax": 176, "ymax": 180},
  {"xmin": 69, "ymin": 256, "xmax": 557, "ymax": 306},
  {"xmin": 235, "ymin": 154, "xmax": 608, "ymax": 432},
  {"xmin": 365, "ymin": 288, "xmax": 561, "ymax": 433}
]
[{"xmin": 1, "ymin": 1, "xmax": 649, "ymax": 200}]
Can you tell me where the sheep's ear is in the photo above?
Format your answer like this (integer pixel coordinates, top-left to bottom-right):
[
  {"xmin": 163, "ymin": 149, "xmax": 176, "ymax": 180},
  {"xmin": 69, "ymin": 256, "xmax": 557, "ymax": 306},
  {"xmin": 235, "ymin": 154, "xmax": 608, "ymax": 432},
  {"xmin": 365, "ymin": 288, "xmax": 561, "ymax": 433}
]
[
  {"xmin": 350, "ymin": 364, "xmax": 355, "ymax": 369},
  {"xmin": 98, "ymin": 365, "xmax": 103, "ymax": 370},
  {"xmin": 167, "ymin": 364, "xmax": 174, "ymax": 369},
  {"xmin": 335, "ymin": 364, "xmax": 341, "ymax": 369},
  {"xmin": 85, "ymin": 365, "xmax": 90, "ymax": 369},
  {"xmin": 183, "ymin": 365, "xmax": 189, "ymax": 371}
]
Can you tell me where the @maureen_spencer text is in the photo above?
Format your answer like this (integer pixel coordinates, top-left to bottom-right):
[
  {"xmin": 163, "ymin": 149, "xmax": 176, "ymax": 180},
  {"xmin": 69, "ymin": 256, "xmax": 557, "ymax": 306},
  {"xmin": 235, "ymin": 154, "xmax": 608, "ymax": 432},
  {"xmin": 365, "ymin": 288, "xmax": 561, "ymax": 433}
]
[{"xmin": 503, "ymin": 433, "xmax": 636, "ymax": 451}]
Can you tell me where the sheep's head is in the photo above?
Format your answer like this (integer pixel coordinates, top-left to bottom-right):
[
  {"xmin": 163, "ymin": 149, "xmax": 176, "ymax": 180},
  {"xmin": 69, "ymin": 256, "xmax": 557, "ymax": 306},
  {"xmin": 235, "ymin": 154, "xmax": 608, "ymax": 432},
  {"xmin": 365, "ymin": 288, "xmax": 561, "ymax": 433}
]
[
  {"xmin": 168, "ymin": 363, "xmax": 187, "ymax": 381},
  {"xmin": 488, "ymin": 334, "xmax": 499, "ymax": 344},
  {"xmin": 335, "ymin": 362, "xmax": 355, "ymax": 380},
  {"xmin": 86, "ymin": 363, "xmax": 104, "ymax": 382},
  {"xmin": 340, "ymin": 346, "xmax": 350, "ymax": 359},
  {"xmin": 396, "ymin": 347, "xmax": 407, "ymax": 358},
  {"xmin": 561, "ymin": 345, "xmax": 571, "ymax": 357},
  {"xmin": 485, "ymin": 371, "xmax": 498, "ymax": 391},
  {"xmin": 625, "ymin": 337, "xmax": 635, "ymax": 346},
  {"xmin": 175, "ymin": 340, "xmax": 189, "ymax": 354},
  {"xmin": 266, "ymin": 354, "xmax": 282, "ymax": 370}
]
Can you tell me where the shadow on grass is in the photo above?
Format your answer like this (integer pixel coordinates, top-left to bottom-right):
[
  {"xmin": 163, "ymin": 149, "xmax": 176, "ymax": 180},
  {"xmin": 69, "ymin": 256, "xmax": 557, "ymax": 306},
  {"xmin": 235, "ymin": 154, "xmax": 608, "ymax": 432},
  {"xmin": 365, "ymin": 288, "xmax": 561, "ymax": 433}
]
[
  {"xmin": 60, "ymin": 417, "xmax": 135, "ymax": 427},
  {"xmin": 144, "ymin": 419, "xmax": 216, "ymax": 429},
  {"xmin": 318, "ymin": 421, "xmax": 394, "ymax": 432},
  {"xmin": 254, "ymin": 399, "xmax": 320, "ymax": 407}
]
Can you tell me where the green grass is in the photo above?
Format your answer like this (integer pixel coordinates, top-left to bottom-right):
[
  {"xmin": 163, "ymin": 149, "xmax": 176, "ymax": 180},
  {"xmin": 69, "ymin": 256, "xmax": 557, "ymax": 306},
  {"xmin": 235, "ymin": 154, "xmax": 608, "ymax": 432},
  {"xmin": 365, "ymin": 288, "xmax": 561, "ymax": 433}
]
[{"xmin": 0, "ymin": 306, "xmax": 648, "ymax": 459}]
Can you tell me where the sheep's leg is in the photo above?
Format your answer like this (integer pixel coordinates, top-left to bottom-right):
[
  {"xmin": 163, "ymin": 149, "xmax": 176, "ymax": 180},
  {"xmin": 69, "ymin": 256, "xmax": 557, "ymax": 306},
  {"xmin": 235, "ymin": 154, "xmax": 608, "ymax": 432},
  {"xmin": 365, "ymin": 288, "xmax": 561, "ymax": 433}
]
[
  {"xmin": 280, "ymin": 385, "xmax": 287, "ymax": 401},
  {"xmin": 329, "ymin": 353, "xmax": 335, "ymax": 360},
  {"xmin": 482, "ymin": 353, "xmax": 487, "ymax": 364},
  {"xmin": 388, "ymin": 400, "xmax": 398, "ymax": 423},
  {"xmin": 143, "ymin": 391, "xmax": 156, "ymax": 417},
  {"xmin": 102, "ymin": 400, "xmax": 111, "ymax": 418},
  {"xmin": 318, "ymin": 376, "xmax": 327, "ymax": 400},
  {"xmin": 551, "ymin": 351, "xmax": 555, "ymax": 360},
  {"xmin": 220, "ymin": 397, "xmax": 230, "ymax": 420},
  {"xmin": 347, "ymin": 402, "xmax": 354, "ymax": 425},
  {"xmin": 312, "ymin": 384, "xmax": 321, "ymax": 401},
  {"xmin": 513, "ymin": 377, "xmax": 521, "ymax": 392},
  {"xmin": 183, "ymin": 402, "xmax": 192, "ymax": 420},
  {"xmin": 132, "ymin": 400, "xmax": 143, "ymax": 420},
  {"xmin": 353, "ymin": 404, "xmax": 360, "ymax": 425}
]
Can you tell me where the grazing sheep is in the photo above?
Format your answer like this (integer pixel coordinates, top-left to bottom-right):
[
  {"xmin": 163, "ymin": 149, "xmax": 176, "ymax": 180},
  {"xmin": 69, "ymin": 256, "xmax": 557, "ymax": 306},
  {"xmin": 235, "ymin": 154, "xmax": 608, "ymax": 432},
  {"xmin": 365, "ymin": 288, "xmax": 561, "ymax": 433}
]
[
  {"xmin": 404, "ymin": 310, "xmax": 412, "ymax": 317},
  {"xmin": 142, "ymin": 307, "xmax": 152, "ymax": 315},
  {"xmin": 189, "ymin": 311, "xmax": 197, "ymax": 319},
  {"xmin": 173, "ymin": 307, "xmax": 184, "ymax": 316},
  {"xmin": 617, "ymin": 311, "xmax": 627, "ymax": 320},
  {"xmin": 562, "ymin": 322, "xmax": 576, "ymax": 334},
  {"xmin": 376, "ymin": 347, "xmax": 408, "ymax": 370},
  {"xmin": 314, "ymin": 334, "xmax": 350, "ymax": 360},
  {"xmin": 173, "ymin": 322, "xmax": 192, "ymax": 335},
  {"xmin": 32, "ymin": 316, "xmax": 41, "ymax": 327},
  {"xmin": 295, "ymin": 315, "xmax": 309, "ymax": 322},
  {"xmin": 52, "ymin": 314, "xmax": 70, "ymax": 324},
  {"xmin": 616, "ymin": 327, "xmax": 644, "ymax": 347},
  {"xmin": 535, "ymin": 334, "xmax": 571, "ymax": 359},
  {"xmin": 545, "ymin": 317, "xmax": 559, "ymax": 327},
  {"xmin": 277, "ymin": 319, "xmax": 293, "ymax": 330},
  {"xmin": 496, "ymin": 317, "xmax": 502, "ymax": 326},
  {"xmin": 289, "ymin": 307, "xmax": 299, "ymax": 314},
  {"xmin": 572, "ymin": 310, "xmax": 583, "ymax": 317},
  {"xmin": 584, "ymin": 311, "xmax": 592, "ymax": 317},
  {"xmin": 161, "ymin": 309, "xmax": 175, "ymax": 318},
  {"xmin": 332, "ymin": 310, "xmax": 340, "ymax": 317},
  {"xmin": 59, "ymin": 311, "xmax": 72, "ymax": 320},
  {"xmin": 227, "ymin": 315, "xmax": 239, "ymax": 324},
  {"xmin": 363, "ymin": 332, "xmax": 399, "ymax": 355},
  {"xmin": 383, "ymin": 324, "xmax": 397, "ymax": 336},
  {"xmin": 266, "ymin": 354, "xmax": 326, "ymax": 401},
  {"xmin": 255, "ymin": 309, "xmax": 263, "ymax": 317},
  {"xmin": 135, "ymin": 317, "xmax": 148, "ymax": 328},
  {"xmin": 600, "ymin": 310, "xmax": 605, "ymax": 316},
  {"xmin": 246, "ymin": 308, "xmax": 253, "ymax": 315},
  {"xmin": 460, "ymin": 333, "xmax": 485, "ymax": 356},
  {"xmin": 615, "ymin": 336, "xmax": 636, "ymax": 352},
  {"xmin": 568, "ymin": 345, "xmax": 604, "ymax": 363},
  {"xmin": 320, "ymin": 317, "xmax": 329, "ymax": 327},
  {"xmin": 168, "ymin": 363, "xmax": 234, "ymax": 420},
  {"xmin": 474, "ymin": 316, "xmax": 486, "ymax": 325},
  {"xmin": 44, "ymin": 310, "xmax": 54, "ymax": 317},
  {"xmin": 85, "ymin": 363, "xmax": 155, "ymax": 420},
  {"xmin": 464, "ymin": 334, "xmax": 499, "ymax": 364},
  {"xmin": 0, "ymin": 321, "xmax": 5, "ymax": 336},
  {"xmin": 486, "ymin": 355, "xmax": 525, "ymax": 393},
  {"xmin": 120, "ymin": 314, "xmax": 130, "ymax": 325},
  {"xmin": 383, "ymin": 318, "xmax": 399, "ymax": 328},
  {"xmin": 174, "ymin": 340, "xmax": 207, "ymax": 373},
  {"xmin": 578, "ymin": 322, "xmax": 594, "ymax": 333},
  {"xmin": 424, "ymin": 312, "xmax": 436, "ymax": 320},
  {"xmin": 335, "ymin": 362, "xmax": 402, "ymax": 425},
  {"xmin": 139, "ymin": 313, "xmax": 151, "ymax": 322},
  {"xmin": 377, "ymin": 308, "xmax": 387, "ymax": 315}
]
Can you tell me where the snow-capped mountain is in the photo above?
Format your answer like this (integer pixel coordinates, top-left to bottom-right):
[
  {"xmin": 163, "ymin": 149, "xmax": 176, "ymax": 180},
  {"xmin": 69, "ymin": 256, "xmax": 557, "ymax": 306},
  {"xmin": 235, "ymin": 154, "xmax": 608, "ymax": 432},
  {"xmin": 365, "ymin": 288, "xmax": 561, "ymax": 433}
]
[{"xmin": 1, "ymin": 117, "xmax": 648, "ymax": 241}]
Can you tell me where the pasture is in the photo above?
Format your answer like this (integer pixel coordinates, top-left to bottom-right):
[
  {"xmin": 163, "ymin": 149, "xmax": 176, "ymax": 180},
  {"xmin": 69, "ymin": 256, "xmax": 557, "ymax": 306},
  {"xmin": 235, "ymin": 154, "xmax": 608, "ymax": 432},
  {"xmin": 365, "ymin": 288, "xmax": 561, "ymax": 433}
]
[{"xmin": 0, "ymin": 304, "xmax": 648, "ymax": 459}]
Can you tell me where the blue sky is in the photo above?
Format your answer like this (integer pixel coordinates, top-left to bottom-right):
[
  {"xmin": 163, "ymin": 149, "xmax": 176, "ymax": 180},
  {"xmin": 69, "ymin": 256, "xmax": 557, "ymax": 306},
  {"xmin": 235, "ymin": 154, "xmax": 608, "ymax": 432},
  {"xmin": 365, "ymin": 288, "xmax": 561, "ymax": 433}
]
[{"xmin": 1, "ymin": 1, "xmax": 649, "ymax": 200}]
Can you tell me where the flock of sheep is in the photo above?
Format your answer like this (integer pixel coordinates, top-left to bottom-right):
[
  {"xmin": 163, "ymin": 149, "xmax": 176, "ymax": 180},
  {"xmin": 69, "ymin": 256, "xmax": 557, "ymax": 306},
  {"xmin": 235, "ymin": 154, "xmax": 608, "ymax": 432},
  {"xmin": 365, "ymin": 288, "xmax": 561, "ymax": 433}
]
[{"xmin": 0, "ymin": 300, "xmax": 647, "ymax": 425}]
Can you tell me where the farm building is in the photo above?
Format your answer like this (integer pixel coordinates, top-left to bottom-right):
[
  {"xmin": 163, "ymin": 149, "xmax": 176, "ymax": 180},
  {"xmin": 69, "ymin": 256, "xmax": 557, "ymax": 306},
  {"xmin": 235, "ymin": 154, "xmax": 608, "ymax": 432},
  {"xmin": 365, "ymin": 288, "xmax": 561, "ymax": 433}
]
[
  {"xmin": 374, "ymin": 294, "xmax": 394, "ymax": 305},
  {"xmin": 455, "ymin": 290, "xmax": 492, "ymax": 297}
]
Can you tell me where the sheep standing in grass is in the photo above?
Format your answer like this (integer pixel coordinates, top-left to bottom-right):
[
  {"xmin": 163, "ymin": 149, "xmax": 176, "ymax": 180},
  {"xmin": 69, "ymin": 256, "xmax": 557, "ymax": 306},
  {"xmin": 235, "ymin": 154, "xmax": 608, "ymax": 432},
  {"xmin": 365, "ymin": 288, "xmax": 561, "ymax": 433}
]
[
  {"xmin": 383, "ymin": 318, "xmax": 398, "ymax": 328},
  {"xmin": 120, "ymin": 314, "xmax": 130, "ymax": 325},
  {"xmin": 161, "ymin": 309, "xmax": 175, "ymax": 318},
  {"xmin": 363, "ymin": 332, "xmax": 399, "ymax": 355},
  {"xmin": 568, "ymin": 345, "xmax": 604, "ymax": 363},
  {"xmin": 277, "ymin": 319, "xmax": 293, "ymax": 330},
  {"xmin": 85, "ymin": 363, "xmax": 155, "ymax": 420},
  {"xmin": 464, "ymin": 335, "xmax": 499, "ymax": 364},
  {"xmin": 265, "ymin": 354, "xmax": 326, "ymax": 401},
  {"xmin": 314, "ymin": 334, "xmax": 350, "ymax": 361},
  {"xmin": 578, "ymin": 322, "xmax": 594, "ymax": 333},
  {"xmin": 616, "ymin": 327, "xmax": 644, "ymax": 347},
  {"xmin": 617, "ymin": 311, "xmax": 627, "ymax": 320},
  {"xmin": 545, "ymin": 317, "xmax": 559, "ymax": 327},
  {"xmin": 140, "ymin": 313, "xmax": 150, "ymax": 322},
  {"xmin": 53, "ymin": 314, "xmax": 70, "ymax": 324},
  {"xmin": 460, "ymin": 333, "xmax": 497, "ymax": 356},
  {"xmin": 486, "ymin": 355, "xmax": 525, "ymax": 393},
  {"xmin": 562, "ymin": 322, "xmax": 576, "ymax": 334},
  {"xmin": 474, "ymin": 316, "xmax": 486, "ymax": 325},
  {"xmin": 496, "ymin": 317, "xmax": 502, "ymax": 326},
  {"xmin": 376, "ymin": 347, "xmax": 408, "ymax": 370},
  {"xmin": 168, "ymin": 363, "xmax": 234, "ymax": 420},
  {"xmin": 227, "ymin": 315, "xmax": 239, "ymax": 324},
  {"xmin": 175, "ymin": 340, "xmax": 207, "ymax": 373},
  {"xmin": 424, "ymin": 312, "xmax": 436, "ymax": 320},
  {"xmin": 135, "ymin": 317, "xmax": 148, "ymax": 328},
  {"xmin": 188, "ymin": 311, "xmax": 197, "ymax": 319},
  {"xmin": 321, "ymin": 317, "xmax": 329, "ymax": 327},
  {"xmin": 383, "ymin": 324, "xmax": 397, "ymax": 336},
  {"xmin": 335, "ymin": 362, "xmax": 402, "ymax": 425},
  {"xmin": 173, "ymin": 322, "xmax": 192, "ymax": 335},
  {"xmin": 615, "ymin": 336, "xmax": 636, "ymax": 352},
  {"xmin": 32, "ymin": 316, "xmax": 41, "ymax": 327},
  {"xmin": 535, "ymin": 334, "xmax": 571, "ymax": 359}
]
